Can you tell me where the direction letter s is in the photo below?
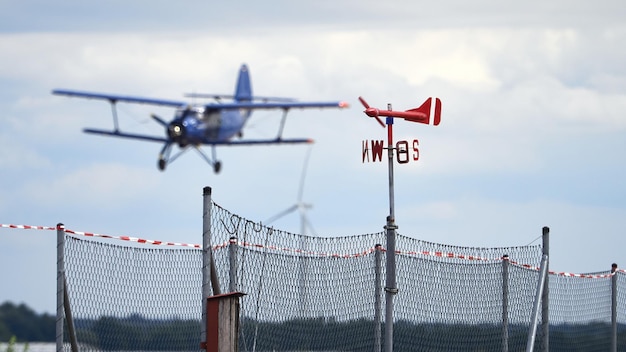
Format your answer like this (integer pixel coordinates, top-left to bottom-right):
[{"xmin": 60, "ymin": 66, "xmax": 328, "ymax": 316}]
[{"xmin": 413, "ymin": 139, "xmax": 419, "ymax": 161}]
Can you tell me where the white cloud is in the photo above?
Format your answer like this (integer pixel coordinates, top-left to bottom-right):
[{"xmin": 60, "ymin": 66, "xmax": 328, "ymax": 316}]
[
  {"xmin": 0, "ymin": 136, "xmax": 52, "ymax": 170},
  {"xmin": 20, "ymin": 163, "xmax": 161, "ymax": 208},
  {"xmin": 1, "ymin": 1, "xmax": 626, "ymax": 314}
]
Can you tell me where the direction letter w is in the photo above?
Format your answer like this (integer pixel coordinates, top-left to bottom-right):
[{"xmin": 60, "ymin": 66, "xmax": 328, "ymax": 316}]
[{"xmin": 371, "ymin": 140, "xmax": 384, "ymax": 162}]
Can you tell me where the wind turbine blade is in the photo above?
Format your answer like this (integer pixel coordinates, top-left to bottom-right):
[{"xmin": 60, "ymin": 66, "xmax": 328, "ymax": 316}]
[
  {"xmin": 265, "ymin": 145, "xmax": 316, "ymax": 235},
  {"xmin": 264, "ymin": 205, "xmax": 298, "ymax": 225}
]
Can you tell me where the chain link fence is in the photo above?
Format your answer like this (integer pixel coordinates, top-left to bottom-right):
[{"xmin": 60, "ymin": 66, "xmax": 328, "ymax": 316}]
[
  {"xmin": 56, "ymin": 203, "xmax": 626, "ymax": 351},
  {"xmin": 35, "ymin": 199, "xmax": 622, "ymax": 351}
]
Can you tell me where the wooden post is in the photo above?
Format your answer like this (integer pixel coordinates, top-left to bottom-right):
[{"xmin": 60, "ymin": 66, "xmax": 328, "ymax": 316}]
[{"xmin": 201, "ymin": 292, "xmax": 246, "ymax": 352}]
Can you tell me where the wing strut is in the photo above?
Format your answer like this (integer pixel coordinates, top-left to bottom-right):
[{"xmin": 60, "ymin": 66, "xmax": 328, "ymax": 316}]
[
  {"xmin": 109, "ymin": 99, "xmax": 120, "ymax": 132},
  {"xmin": 276, "ymin": 108, "xmax": 290, "ymax": 140}
]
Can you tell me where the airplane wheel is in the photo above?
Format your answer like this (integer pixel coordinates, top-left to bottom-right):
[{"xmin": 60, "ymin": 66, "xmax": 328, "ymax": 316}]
[
  {"xmin": 158, "ymin": 159, "xmax": 166, "ymax": 171},
  {"xmin": 214, "ymin": 161, "xmax": 222, "ymax": 174}
]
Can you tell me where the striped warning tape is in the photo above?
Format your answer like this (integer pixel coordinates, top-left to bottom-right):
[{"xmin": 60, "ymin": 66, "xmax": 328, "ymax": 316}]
[
  {"xmin": 1, "ymin": 224, "xmax": 56, "ymax": 230},
  {"xmin": 232, "ymin": 238, "xmax": 378, "ymax": 258},
  {"xmin": 398, "ymin": 248, "xmax": 496, "ymax": 262},
  {"xmin": 2, "ymin": 223, "xmax": 200, "ymax": 248},
  {"xmin": 2, "ymin": 223, "xmax": 624, "ymax": 276}
]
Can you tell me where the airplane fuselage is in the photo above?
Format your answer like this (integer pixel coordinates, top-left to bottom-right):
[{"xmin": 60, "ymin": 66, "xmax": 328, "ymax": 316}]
[
  {"xmin": 169, "ymin": 106, "xmax": 251, "ymax": 147},
  {"xmin": 52, "ymin": 63, "xmax": 348, "ymax": 173}
]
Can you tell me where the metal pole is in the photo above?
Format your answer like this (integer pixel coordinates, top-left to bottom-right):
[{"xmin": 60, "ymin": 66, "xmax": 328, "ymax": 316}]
[
  {"xmin": 384, "ymin": 104, "xmax": 398, "ymax": 352},
  {"xmin": 502, "ymin": 255, "xmax": 509, "ymax": 352},
  {"xmin": 202, "ymin": 186, "xmax": 221, "ymax": 347},
  {"xmin": 526, "ymin": 254, "xmax": 549, "ymax": 352},
  {"xmin": 541, "ymin": 226, "xmax": 549, "ymax": 352},
  {"xmin": 229, "ymin": 236, "xmax": 238, "ymax": 293},
  {"xmin": 56, "ymin": 223, "xmax": 64, "ymax": 352},
  {"xmin": 63, "ymin": 277, "xmax": 78, "ymax": 352},
  {"xmin": 374, "ymin": 244, "xmax": 383, "ymax": 352},
  {"xmin": 611, "ymin": 263, "xmax": 618, "ymax": 352}
]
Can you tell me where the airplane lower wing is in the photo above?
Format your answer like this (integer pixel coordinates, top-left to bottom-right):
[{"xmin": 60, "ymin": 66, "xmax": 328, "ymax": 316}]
[
  {"xmin": 208, "ymin": 138, "xmax": 314, "ymax": 146},
  {"xmin": 84, "ymin": 128, "xmax": 168, "ymax": 143},
  {"xmin": 84, "ymin": 128, "xmax": 312, "ymax": 146}
]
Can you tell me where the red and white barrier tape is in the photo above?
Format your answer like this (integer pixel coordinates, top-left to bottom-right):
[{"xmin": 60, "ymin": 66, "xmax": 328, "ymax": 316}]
[
  {"xmin": 399, "ymin": 249, "xmax": 495, "ymax": 262},
  {"xmin": 2, "ymin": 223, "xmax": 200, "ymax": 248},
  {"xmin": 506, "ymin": 259, "xmax": 625, "ymax": 278},
  {"xmin": 1, "ymin": 224, "xmax": 56, "ymax": 231},
  {"xmin": 2, "ymin": 223, "xmax": 624, "ymax": 277},
  {"xmin": 63, "ymin": 228, "xmax": 201, "ymax": 248},
  {"xmin": 231, "ymin": 238, "xmax": 378, "ymax": 258}
]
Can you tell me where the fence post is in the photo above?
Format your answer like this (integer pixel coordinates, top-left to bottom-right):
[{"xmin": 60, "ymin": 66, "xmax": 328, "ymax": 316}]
[
  {"xmin": 202, "ymin": 186, "xmax": 221, "ymax": 349},
  {"xmin": 56, "ymin": 223, "xmax": 64, "ymax": 352},
  {"xmin": 63, "ymin": 279, "xmax": 78, "ymax": 352},
  {"xmin": 541, "ymin": 226, "xmax": 550, "ymax": 352},
  {"xmin": 374, "ymin": 244, "xmax": 383, "ymax": 352},
  {"xmin": 611, "ymin": 263, "xmax": 618, "ymax": 352},
  {"xmin": 229, "ymin": 237, "xmax": 238, "ymax": 293},
  {"xmin": 526, "ymin": 254, "xmax": 549, "ymax": 352},
  {"xmin": 502, "ymin": 255, "xmax": 509, "ymax": 352},
  {"xmin": 384, "ymin": 216, "xmax": 398, "ymax": 352}
]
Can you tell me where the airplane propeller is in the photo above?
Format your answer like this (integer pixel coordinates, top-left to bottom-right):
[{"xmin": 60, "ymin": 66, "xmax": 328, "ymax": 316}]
[
  {"xmin": 358, "ymin": 97, "xmax": 385, "ymax": 128},
  {"xmin": 150, "ymin": 113, "xmax": 168, "ymax": 127},
  {"xmin": 152, "ymin": 107, "xmax": 221, "ymax": 173}
]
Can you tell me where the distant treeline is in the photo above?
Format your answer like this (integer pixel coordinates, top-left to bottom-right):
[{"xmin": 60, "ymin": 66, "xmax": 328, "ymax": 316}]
[
  {"xmin": 2, "ymin": 301, "xmax": 626, "ymax": 350},
  {"xmin": 0, "ymin": 302, "xmax": 55, "ymax": 342}
]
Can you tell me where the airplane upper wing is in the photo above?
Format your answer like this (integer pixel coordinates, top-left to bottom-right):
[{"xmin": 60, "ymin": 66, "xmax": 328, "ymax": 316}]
[
  {"xmin": 53, "ymin": 89, "xmax": 348, "ymax": 110},
  {"xmin": 52, "ymin": 89, "xmax": 187, "ymax": 108},
  {"xmin": 204, "ymin": 101, "xmax": 350, "ymax": 110},
  {"xmin": 184, "ymin": 93, "xmax": 297, "ymax": 102}
]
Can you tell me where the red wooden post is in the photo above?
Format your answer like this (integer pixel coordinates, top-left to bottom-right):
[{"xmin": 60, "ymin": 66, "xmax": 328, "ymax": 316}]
[{"xmin": 200, "ymin": 292, "xmax": 246, "ymax": 352}]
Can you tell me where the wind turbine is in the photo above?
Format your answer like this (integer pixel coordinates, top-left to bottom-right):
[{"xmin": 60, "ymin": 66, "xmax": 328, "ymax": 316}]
[
  {"xmin": 264, "ymin": 145, "xmax": 317, "ymax": 236},
  {"xmin": 263, "ymin": 145, "xmax": 317, "ymax": 319}
]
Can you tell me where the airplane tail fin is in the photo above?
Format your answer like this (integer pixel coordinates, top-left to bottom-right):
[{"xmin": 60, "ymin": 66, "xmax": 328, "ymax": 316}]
[{"xmin": 234, "ymin": 64, "xmax": 253, "ymax": 102}]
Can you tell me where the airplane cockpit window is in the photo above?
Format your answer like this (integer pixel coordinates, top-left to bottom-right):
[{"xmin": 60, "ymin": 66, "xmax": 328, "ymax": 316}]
[
  {"xmin": 202, "ymin": 109, "xmax": 221, "ymax": 139},
  {"xmin": 203, "ymin": 109, "xmax": 221, "ymax": 128}
]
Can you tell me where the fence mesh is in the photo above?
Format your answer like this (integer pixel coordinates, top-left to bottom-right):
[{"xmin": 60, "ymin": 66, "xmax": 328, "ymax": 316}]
[
  {"xmin": 64, "ymin": 237, "xmax": 202, "ymax": 351},
  {"xmin": 547, "ymin": 270, "xmax": 625, "ymax": 352},
  {"xmin": 57, "ymin": 201, "xmax": 626, "ymax": 351}
]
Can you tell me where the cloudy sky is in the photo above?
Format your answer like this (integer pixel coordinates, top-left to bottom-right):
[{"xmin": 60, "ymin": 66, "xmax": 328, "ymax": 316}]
[{"xmin": 1, "ymin": 1, "xmax": 625, "ymax": 314}]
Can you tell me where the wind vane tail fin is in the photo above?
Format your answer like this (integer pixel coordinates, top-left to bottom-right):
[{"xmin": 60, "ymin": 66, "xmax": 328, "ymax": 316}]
[
  {"xmin": 405, "ymin": 97, "xmax": 442, "ymax": 125},
  {"xmin": 405, "ymin": 98, "xmax": 431, "ymax": 123}
]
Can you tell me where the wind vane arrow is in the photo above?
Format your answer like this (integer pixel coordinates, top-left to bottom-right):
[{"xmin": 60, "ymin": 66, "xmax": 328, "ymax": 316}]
[{"xmin": 358, "ymin": 96, "xmax": 441, "ymax": 127}]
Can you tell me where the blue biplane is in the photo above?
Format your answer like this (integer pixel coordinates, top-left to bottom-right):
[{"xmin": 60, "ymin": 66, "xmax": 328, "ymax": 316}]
[{"xmin": 52, "ymin": 64, "xmax": 349, "ymax": 173}]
